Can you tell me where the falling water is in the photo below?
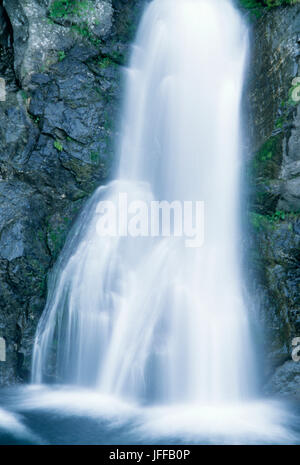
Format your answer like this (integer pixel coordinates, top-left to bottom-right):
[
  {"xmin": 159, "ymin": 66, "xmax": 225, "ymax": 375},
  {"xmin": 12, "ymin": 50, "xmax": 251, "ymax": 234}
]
[{"xmin": 32, "ymin": 0, "xmax": 256, "ymax": 405}]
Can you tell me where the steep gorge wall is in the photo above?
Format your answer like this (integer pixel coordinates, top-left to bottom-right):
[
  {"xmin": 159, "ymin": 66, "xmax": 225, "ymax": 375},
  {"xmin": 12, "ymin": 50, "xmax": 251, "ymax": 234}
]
[
  {"xmin": 0, "ymin": 0, "xmax": 144, "ymax": 384},
  {"xmin": 245, "ymin": 4, "xmax": 300, "ymax": 399}
]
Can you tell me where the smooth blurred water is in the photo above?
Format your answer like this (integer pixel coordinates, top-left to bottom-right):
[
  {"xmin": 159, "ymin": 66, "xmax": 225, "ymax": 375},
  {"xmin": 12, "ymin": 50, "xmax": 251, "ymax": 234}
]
[{"xmin": 32, "ymin": 0, "xmax": 255, "ymax": 405}]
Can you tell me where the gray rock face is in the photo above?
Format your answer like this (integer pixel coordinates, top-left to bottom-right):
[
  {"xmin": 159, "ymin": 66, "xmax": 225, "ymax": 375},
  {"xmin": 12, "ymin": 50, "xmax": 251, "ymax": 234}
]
[
  {"xmin": 0, "ymin": 0, "xmax": 144, "ymax": 384},
  {"xmin": 265, "ymin": 360, "xmax": 300, "ymax": 401},
  {"xmin": 279, "ymin": 106, "xmax": 300, "ymax": 211},
  {"xmin": 3, "ymin": 0, "xmax": 113, "ymax": 84},
  {"xmin": 245, "ymin": 4, "xmax": 300, "ymax": 399}
]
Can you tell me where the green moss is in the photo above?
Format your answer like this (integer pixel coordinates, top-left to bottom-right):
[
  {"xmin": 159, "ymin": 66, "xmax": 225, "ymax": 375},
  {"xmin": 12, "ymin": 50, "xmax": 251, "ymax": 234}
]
[
  {"xmin": 251, "ymin": 134, "xmax": 283, "ymax": 180},
  {"xmin": 47, "ymin": 226, "xmax": 67, "ymax": 259},
  {"xmin": 259, "ymin": 146, "xmax": 273, "ymax": 162},
  {"xmin": 275, "ymin": 115, "xmax": 284, "ymax": 129},
  {"xmin": 49, "ymin": 0, "xmax": 102, "ymax": 47},
  {"xmin": 248, "ymin": 78, "xmax": 300, "ymax": 217},
  {"xmin": 49, "ymin": 0, "xmax": 90, "ymax": 20},
  {"xmin": 90, "ymin": 151, "xmax": 100, "ymax": 163},
  {"xmin": 29, "ymin": 114, "xmax": 40, "ymax": 125},
  {"xmin": 251, "ymin": 78, "xmax": 300, "ymax": 175},
  {"xmin": 238, "ymin": 0, "xmax": 299, "ymax": 17},
  {"xmin": 71, "ymin": 24, "xmax": 102, "ymax": 47},
  {"xmin": 250, "ymin": 210, "xmax": 299, "ymax": 230},
  {"xmin": 54, "ymin": 140, "xmax": 63, "ymax": 152},
  {"xmin": 20, "ymin": 90, "xmax": 29, "ymax": 101},
  {"xmin": 239, "ymin": 0, "xmax": 298, "ymax": 9},
  {"xmin": 250, "ymin": 212, "xmax": 268, "ymax": 229},
  {"xmin": 110, "ymin": 50, "xmax": 126, "ymax": 66},
  {"xmin": 98, "ymin": 57, "xmax": 114, "ymax": 69},
  {"xmin": 57, "ymin": 51, "xmax": 66, "ymax": 62}
]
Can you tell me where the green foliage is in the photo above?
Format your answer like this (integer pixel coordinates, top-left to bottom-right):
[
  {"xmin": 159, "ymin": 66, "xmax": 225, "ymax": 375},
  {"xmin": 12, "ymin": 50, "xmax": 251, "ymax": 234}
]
[
  {"xmin": 238, "ymin": 0, "xmax": 298, "ymax": 15},
  {"xmin": 49, "ymin": 0, "xmax": 90, "ymax": 20},
  {"xmin": 271, "ymin": 79, "xmax": 300, "ymax": 133},
  {"xmin": 110, "ymin": 50, "xmax": 126, "ymax": 65},
  {"xmin": 20, "ymin": 90, "xmax": 29, "ymax": 101},
  {"xmin": 71, "ymin": 24, "xmax": 102, "ymax": 47},
  {"xmin": 90, "ymin": 151, "xmax": 100, "ymax": 163},
  {"xmin": 58, "ymin": 50, "xmax": 66, "ymax": 62},
  {"xmin": 239, "ymin": 0, "xmax": 297, "ymax": 8},
  {"xmin": 275, "ymin": 115, "xmax": 284, "ymax": 129},
  {"xmin": 251, "ymin": 134, "xmax": 282, "ymax": 180},
  {"xmin": 258, "ymin": 142, "xmax": 273, "ymax": 162},
  {"xmin": 54, "ymin": 140, "xmax": 63, "ymax": 152},
  {"xmin": 268, "ymin": 210, "xmax": 286, "ymax": 221},
  {"xmin": 239, "ymin": 0, "xmax": 261, "ymax": 8},
  {"xmin": 250, "ymin": 210, "xmax": 298, "ymax": 230},
  {"xmin": 49, "ymin": 1, "xmax": 102, "ymax": 47},
  {"xmin": 29, "ymin": 114, "xmax": 40, "ymax": 124},
  {"xmin": 250, "ymin": 212, "xmax": 267, "ymax": 229},
  {"xmin": 98, "ymin": 57, "xmax": 114, "ymax": 69}
]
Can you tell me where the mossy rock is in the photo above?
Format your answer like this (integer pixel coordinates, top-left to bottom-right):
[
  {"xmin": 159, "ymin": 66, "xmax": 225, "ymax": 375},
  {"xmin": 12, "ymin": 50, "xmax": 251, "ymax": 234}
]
[
  {"xmin": 239, "ymin": 0, "xmax": 298, "ymax": 10},
  {"xmin": 251, "ymin": 133, "xmax": 283, "ymax": 180}
]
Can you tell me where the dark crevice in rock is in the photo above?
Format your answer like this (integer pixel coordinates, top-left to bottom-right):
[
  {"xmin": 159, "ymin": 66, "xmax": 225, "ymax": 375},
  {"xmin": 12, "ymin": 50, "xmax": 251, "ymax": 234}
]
[
  {"xmin": 0, "ymin": 1, "xmax": 23, "ymax": 94},
  {"xmin": 0, "ymin": 0, "xmax": 13, "ymax": 48},
  {"xmin": 0, "ymin": 1, "xmax": 18, "ymax": 93}
]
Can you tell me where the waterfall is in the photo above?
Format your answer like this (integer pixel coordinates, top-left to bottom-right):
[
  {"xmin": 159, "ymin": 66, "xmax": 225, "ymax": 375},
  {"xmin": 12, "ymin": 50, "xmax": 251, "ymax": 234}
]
[{"xmin": 32, "ymin": 0, "xmax": 256, "ymax": 405}]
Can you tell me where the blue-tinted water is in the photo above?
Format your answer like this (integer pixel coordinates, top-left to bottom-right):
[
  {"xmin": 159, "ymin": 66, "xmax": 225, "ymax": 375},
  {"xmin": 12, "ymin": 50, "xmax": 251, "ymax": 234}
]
[{"xmin": 0, "ymin": 386, "xmax": 299, "ymax": 445}]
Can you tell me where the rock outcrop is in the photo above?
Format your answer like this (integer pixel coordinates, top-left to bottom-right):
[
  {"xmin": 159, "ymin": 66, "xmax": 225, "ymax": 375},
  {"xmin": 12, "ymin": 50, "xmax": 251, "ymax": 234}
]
[
  {"xmin": 0, "ymin": 0, "xmax": 144, "ymax": 384},
  {"xmin": 245, "ymin": 4, "xmax": 300, "ymax": 399}
]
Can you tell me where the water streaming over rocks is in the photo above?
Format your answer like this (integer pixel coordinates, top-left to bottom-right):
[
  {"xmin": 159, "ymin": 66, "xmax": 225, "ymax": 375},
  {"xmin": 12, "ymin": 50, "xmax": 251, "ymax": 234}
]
[{"xmin": 32, "ymin": 0, "xmax": 255, "ymax": 405}]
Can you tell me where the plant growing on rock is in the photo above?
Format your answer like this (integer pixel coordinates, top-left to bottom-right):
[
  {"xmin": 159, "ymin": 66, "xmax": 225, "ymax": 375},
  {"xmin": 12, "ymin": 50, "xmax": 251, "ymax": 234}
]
[
  {"xmin": 54, "ymin": 140, "xmax": 63, "ymax": 152},
  {"xmin": 49, "ymin": 0, "xmax": 90, "ymax": 20},
  {"xmin": 239, "ymin": 0, "xmax": 299, "ymax": 9},
  {"xmin": 57, "ymin": 51, "xmax": 66, "ymax": 62}
]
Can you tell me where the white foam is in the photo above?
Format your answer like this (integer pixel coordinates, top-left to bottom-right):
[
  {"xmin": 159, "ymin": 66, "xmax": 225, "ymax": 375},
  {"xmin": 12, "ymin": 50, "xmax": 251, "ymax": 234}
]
[
  {"xmin": 0, "ymin": 405, "xmax": 41, "ymax": 443},
  {"xmin": 136, "ymin": 400, "xmax": 298, "ymax": 444},
  {"xmin": 8, "ymin": 387, "xmax": 299, "ymax": 444}
]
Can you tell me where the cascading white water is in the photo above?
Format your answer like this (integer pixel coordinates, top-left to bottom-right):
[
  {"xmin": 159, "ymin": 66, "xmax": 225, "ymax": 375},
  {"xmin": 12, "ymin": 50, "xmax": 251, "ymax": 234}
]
[{"xmin": 32, "ymin": 0, "xmax": 257, "ymax": 405}]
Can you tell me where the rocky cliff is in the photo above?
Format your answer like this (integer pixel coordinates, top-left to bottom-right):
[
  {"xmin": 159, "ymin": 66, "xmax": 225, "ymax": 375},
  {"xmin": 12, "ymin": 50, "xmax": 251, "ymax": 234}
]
[
  {"xmin": 245, "ymin": 3, "xmax": 300, "ymax": 399},
  {"xmin": 0, "ymin": 0, "xmax": 144, "ymax": 384}
]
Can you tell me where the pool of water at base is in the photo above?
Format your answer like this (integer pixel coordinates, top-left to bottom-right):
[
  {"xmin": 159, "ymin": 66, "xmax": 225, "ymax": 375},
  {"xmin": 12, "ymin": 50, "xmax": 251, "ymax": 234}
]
[{"xmin": 0, "ymin": 385, "xmax": 299, "ymax": 445}]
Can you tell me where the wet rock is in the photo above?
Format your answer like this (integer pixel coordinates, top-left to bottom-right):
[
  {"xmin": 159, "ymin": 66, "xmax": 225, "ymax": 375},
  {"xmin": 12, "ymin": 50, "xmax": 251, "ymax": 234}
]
[
  {"xmin": 0, "ymin": 0, "xmax": 143, "ymax": 384},
  {"xmin": 265, "ymin": 360, "xmax": 300, "ymax": 401},
  {"xmin": 246, "ymin": 4, "xmax": 300, "ymax": 398},
  {"xmin": 3, "ymin": 0, "xmax": 113, "ymax": 85}
]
